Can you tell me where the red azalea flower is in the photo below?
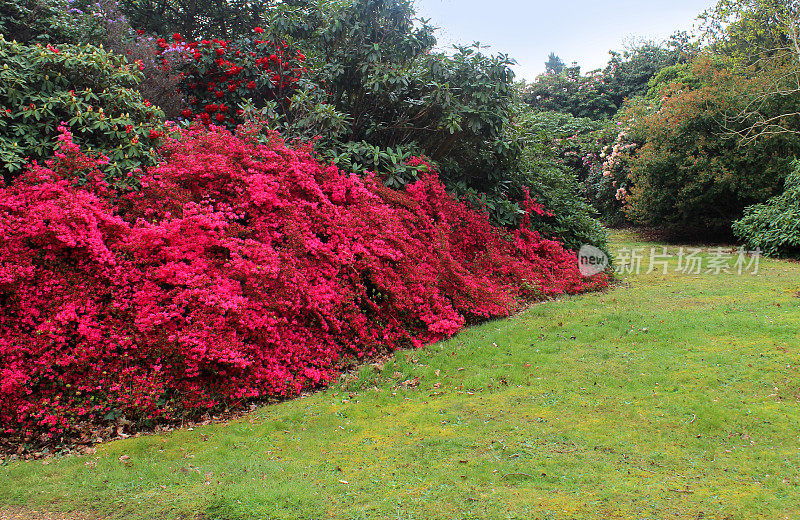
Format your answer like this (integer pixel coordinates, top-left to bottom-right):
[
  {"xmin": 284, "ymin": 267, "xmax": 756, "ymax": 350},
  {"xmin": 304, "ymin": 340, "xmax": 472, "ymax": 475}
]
[
  {"xmin": 181, "ymin": 109, "xmax": 193, "ymax": 118},
  {"xmin": 215, "ymin": 90, "xmax": 224, "ymax": 98},
  {"xmin": 215, "ymin": 48, "xmax": 225, "ymax": 56},
  {"xmin": 215, "ymin": 113, "xmax": 226, "ymax": 122},
  {"xmin": 254, "ymin": 27, "xmax": 264, "ymax": 34},
  {"xmin": 173, "ymin": 33, "xmax": 183, "ymax": 42},
  {"xmin": 246, "ymin": 81, "xmax": 256, "ymax": 89}
]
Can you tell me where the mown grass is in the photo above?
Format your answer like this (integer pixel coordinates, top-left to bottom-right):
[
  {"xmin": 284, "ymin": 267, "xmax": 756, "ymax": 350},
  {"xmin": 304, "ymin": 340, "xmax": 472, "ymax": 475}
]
[{"xmin": 1, "ymin": 230, "xmax": 799, "ymax": 520}]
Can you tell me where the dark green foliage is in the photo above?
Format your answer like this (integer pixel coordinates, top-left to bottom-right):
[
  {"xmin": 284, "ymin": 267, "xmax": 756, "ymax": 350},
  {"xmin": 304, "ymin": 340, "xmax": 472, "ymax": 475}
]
[
  {"xmin": 0, "ymin": 0, "xmax": 92, "ymax": 44},
  {"xmin": 733, "ymin": 159, "xmax": 800, "ymax": 257},
  {"xmin": 301, "ymin": 0, "xmax": 522, "ymax": 194},
  {"xmin": 118, "ymin": 0, "xmax": 261, "ymax": 39},
  {"xmin": 521, "ymin": 163, "xmax": 608, "ymax": 253},
  {"xmin": 544, "ymin": 52, "xmax": 565, "ymax": 74},
  {"xmin": 240, "ymin": 0, "xmax": 527, "ymax": 226},
  {"xmin": 0, "ymin": 37, "xmax": 163, "ymax": 186},
  {"xmin": 508, "ymin": 107, "xmax": 608, "ymax": 252},
  {"xmin": 321, "ymin": 141, "xmax": 429, "ymax": 189}
]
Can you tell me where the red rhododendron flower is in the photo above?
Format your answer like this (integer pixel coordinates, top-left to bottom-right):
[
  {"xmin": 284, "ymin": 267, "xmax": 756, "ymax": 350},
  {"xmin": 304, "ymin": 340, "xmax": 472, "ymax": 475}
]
[
  {"xmin": 152, "ymin": 31, "xmax": 317, "ymax": 129},
  {"xmin": 254, "ymin": 27, "xmax": 264, "ymax": 34}
]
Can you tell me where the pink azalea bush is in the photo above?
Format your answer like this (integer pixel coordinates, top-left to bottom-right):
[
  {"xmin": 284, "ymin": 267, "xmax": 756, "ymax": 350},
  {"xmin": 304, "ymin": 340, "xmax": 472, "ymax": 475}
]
[{"xmin": 0, "ymin": 124, "xmax": 608, "ymax": 446}]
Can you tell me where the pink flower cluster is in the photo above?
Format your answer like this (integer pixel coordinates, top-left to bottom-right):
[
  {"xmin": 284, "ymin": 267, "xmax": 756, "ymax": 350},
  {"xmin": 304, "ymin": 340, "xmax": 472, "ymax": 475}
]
[{"xmin": 0, "ymin": 125, "xmax": 608, "ymax": 444}]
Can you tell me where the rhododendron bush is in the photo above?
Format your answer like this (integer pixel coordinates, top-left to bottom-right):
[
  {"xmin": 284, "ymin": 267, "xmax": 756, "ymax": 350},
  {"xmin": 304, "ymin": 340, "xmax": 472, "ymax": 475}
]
[
  {"xmin": 155, "ymin": 30, "xmax": 307, "ymax": 128},
  {"xmin": 0, "ymin": 124, "xmax": 608, "ymax": 446}
]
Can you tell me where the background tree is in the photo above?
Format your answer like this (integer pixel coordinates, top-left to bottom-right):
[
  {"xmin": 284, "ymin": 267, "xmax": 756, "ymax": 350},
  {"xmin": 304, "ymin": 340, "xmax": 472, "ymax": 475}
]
[
  {"xmin": 544, "ymin": 52, "xmax": 565, "ymax": 74},
  {"xmin": 602, "ymin": 35, "xmax": 696, "ymax": 107},
  {"xmin": 522, "ymin": 40, "xmax": 690, "ymax": 120},
  {"xmin": 702, "ymin": 0, "xmax": 800, "ymax": 142}
]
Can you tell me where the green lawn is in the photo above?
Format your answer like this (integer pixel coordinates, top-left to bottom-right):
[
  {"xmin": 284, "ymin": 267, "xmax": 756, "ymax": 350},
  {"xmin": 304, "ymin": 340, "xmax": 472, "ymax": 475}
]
[{"xmin": 2, "ymin": 230, "xmax": 799, "ymax": 520}]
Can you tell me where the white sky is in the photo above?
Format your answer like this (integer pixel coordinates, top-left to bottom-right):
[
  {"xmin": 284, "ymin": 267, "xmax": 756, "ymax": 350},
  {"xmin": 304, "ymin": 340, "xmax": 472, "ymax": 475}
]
[{"xmin": 413, "ymin": 0, "xmax": 717, "ymax": 81}]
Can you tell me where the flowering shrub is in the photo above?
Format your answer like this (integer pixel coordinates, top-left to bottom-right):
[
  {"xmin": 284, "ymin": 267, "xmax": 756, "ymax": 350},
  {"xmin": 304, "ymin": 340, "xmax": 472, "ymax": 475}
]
[
  {"xmin": 622, "ymin": 55, "xmax": 798, "ymax": 238},
  {"xmin": 0, "ymin": 37, "xmax": 164, "ymax": 187},
  {"xmin": 521, "ymin": 40, "xmax": 692, "ymax": 121},
  {"xmin": 0, "ymin": 124, "xmax": 608, "ymax": 448},
  {"xmin": 505, "ymin": 107, "xmax": 609, "ymax": 251},
  {"xmin": 579, "ymin": 121, "xmax": 637, "ymax": 226},
  {"xmin": 521, "ymin": 65, "xmax": 616, "ymax": 120},
  {"xmin": 155, "ymin": 30, "xmax": 307, "ymax": 128}
]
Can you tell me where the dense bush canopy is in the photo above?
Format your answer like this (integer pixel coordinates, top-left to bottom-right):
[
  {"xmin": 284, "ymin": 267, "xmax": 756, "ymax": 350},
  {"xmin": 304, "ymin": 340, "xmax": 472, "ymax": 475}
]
[
  {"xmin": 733, "ymin": 159, "xmax": 800, "ymax": 257},
  {"xmin": 0, "ymin": 37, "xmax": 163, "ymax": 187},
  {"xmin": 620, "ymin": 56, "xmax": 799, "ymax": 237},
  {"xmin": 0, "ymin": 125, "xmax": 608, "ymax": 446}
]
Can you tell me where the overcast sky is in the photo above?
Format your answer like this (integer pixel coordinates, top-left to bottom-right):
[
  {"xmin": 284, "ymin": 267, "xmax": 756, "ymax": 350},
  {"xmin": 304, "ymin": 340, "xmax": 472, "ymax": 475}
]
[{"xmin": 413, "ymin": 0, "xmax": 717, "ymax": 81}]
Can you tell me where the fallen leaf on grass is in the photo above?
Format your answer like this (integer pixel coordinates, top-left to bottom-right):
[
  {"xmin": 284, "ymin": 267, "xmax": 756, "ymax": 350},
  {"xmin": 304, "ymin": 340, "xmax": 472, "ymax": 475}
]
[{"xmin": 401, "ymin": 377, "xmax": 421, "ymax": 388}]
